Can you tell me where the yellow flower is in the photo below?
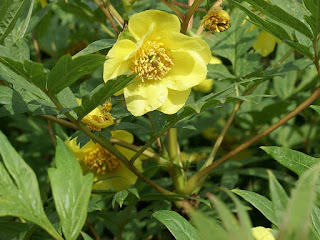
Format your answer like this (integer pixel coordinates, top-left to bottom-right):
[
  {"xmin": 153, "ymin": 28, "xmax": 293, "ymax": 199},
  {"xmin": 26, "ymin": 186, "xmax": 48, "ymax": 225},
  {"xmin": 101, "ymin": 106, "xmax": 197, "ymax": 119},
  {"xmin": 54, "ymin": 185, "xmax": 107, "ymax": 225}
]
[
  {"xmin": 201, "ymin": 8, "xmax": 231, "ymax": 33},
  {"xmin": 77, "ymin": 98, "xmax": 114, "ymax": 132},
  {"xmin": 65, "ymin": 130, "xmax": 142, "ymax": 191},
  {"xmin": 253, "ymin": 31, "xmax": 281, "ymax": 57},
  {"xmin": 193, "ymin": 56, "xmax": 221, "ymax": 93},
  {"xmin": 251, "ymin": 227, "xmax": 275, "ymax": 240},
  {"xmin": 103, "ymin": 10, "xmax": 211, "ymax": 116}
]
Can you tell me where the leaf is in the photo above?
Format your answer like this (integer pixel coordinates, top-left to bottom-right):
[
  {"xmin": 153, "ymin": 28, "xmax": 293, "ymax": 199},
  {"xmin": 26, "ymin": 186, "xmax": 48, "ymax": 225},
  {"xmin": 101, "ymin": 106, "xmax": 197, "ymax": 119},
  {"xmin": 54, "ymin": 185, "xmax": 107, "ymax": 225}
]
[
  {"xmin": 268, "ymin": 171, "xmax": 289, "ymax": 225},
  {"xmin": 47, "ymin": 54, "xmax": 105, "ymax": 93},
  {"xmin": 242, "ymin": 0, "xmax": 313, "ymax": 39},
  {"xmin": 48, "ymin": 138, "xmax": 94, "ymax": 240},
  {"xmin": 73, "ymin": 39, "xmax": 116, "ymax": 58},
  {"xmin": 0, "ymin": 0, "xmax": 29, "ymax": 43},
  {"xmin": 311, "ymin": 205, "xmax": 320, "ymax": 236},
  {"xmin": 190, "ymin": 210, "xmax": 228, "ymax": 240},
  {"xmin": 152, "ymin": 210, "xmax": 201, "ymax": 240},
  {"xmin": 261, "ymin": 146, "xmax": 320, "ymax": 175},
  {"xmin": 26, "ymin": 3, "xmax": 53, "ymax": 34},
  {"xmin": 112, "ymin": 190, "xmax": 129, "ymax": 208},
  {"xmin": 303, "ymin": 0, "xmax": 320, "ymax": 34},
  {"xmin": 0, "ymin": 131, "xmax": 62, "ymax": 240},
  {"xmin": 0, "ymin": 56, "xmax": 48, "ymax": 90},
  {"xmin": 310, "ymin": 105, "xmax": 320, "ymax": 115},
  {"xmin": 277, "ymin": 164, "xmax": 320, "ymax": 240},
  {"xmin": 232, "ymin": 189, "xmax": 278, "ymax": 227},
  {"xmin": 74, "ymin": 74, "xmax": 136, "ymax": 120}
]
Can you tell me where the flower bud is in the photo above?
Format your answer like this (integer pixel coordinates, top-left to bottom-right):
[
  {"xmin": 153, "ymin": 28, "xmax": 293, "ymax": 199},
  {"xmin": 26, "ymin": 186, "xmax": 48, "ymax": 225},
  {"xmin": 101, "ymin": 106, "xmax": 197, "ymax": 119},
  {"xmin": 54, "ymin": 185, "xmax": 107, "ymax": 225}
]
[{"xmin": 201, "ymin": 8, "xmax": 231, "ymax": 33}]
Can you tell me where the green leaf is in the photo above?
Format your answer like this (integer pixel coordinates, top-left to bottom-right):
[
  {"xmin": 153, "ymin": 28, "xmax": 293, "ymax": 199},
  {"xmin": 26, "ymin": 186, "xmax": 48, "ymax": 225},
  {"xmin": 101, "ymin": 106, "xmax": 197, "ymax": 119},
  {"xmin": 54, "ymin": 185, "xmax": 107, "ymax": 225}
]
[
  {"xmin": 47, "ymin": 54, "xmax": 105, "ymax": 93},
  {"xmin": 0, "ymin": 0, "xmax": 29, "ymax": 43},
  {"xmin": 261, "ymin": 146, "xmax": 320, "ymax": 175},
  {"xmin": 112, "ymin": 190, "xmax": 129, "ymax": 208},
  {"xmin": 242, "ymin": 0, "xmax": 313, "ymax": 39},
  {"xmin": 0, "ymin": 56, "xmax": 48, "ymax": 90},
  {"xmin": 311, "ymin": 205, "xmax": 320, "ymax": 236},
  {"xmin": 190, "ymin": 210, "xmax": 228, "ymax": 240},
  {"xmin": 0, "ymin": 131, "xmax": 62, "ymax": 240},
  {"xmin": 232, "ymin": 189, "xmax": 278, "ymax": 226},
  {"xmin": 207, "ymin": 194, "xmax": 249, "ymax": 240},
  {"xmin": 72, "ymin": 39, "xmax": 116, "ymax": 58},
  {"xmin": 26, "ymin": 3, "xmax": 53, "ymax": 34},
  {"xmin": 152, "ymin": 210, "xmax": 201, "ymax": 240},
  {"xmin": 310, "ymin": 105, "xmax": 320, "ymax": 115},
  {"xmin": 303, "ymin": 0, "xmax": 320, "ymax": 34},
  {"xmin": 268, "ymin": 171, "xmax": 289, "ymax": 225},
  {"xmin": 48, "ymin": 138, "xmax": 94, "ymax": 240},
  {"xmin": 74, "ymin": 74, "xmax": 136, "ymax": 120},
  {"xmin": 277, "ymin": 164, "xmax": 320, "ymax": 240}
]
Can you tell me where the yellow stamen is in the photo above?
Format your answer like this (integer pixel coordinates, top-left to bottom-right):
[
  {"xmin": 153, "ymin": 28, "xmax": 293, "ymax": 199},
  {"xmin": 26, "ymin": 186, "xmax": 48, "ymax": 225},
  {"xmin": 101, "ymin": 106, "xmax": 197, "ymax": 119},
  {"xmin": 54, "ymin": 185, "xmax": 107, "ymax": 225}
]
[
  {"xmin": 131, "ymin": 41, "xmax": 174, "ymax": 81},
  {"xmin": 84, "ymin": 145, "xmax": 121, "ymax": 174}
]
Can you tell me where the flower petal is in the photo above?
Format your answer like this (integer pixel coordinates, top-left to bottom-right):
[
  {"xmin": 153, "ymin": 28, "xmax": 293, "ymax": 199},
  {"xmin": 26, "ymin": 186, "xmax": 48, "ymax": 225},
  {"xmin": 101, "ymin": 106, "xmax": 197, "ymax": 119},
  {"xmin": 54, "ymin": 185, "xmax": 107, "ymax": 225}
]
[
  {"xmin": 111, "ymin": 130, "xmax": 134, "ymax": 144},
  {"xmin": 128, "ymin": 10, "xmax": 181, "ymax": 40},
  {"xmin": 157, "ymin": 88, "xmax": 190, "ymax": 114},
  {"xmin": 163, "ymin": 32, "xmax": 211, "ymax": 64},
  {"xmin": 124, "ymin": 79, "xmax": 168, "ymax": 116},
  {"xmin": 103, "ymin": 39, "xmax": 136, "ymax": 81},
  {"xmin": 164, "ymin": 51, "xmax": 207, "ymax": 91}
]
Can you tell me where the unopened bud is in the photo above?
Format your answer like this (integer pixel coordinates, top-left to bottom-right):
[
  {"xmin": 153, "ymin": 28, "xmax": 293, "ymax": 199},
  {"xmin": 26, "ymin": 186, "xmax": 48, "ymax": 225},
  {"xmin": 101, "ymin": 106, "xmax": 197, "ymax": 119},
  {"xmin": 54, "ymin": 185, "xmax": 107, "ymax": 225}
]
[{"xmin": 201, "ymin": 8, "xmax": 231, "ymax": 33}]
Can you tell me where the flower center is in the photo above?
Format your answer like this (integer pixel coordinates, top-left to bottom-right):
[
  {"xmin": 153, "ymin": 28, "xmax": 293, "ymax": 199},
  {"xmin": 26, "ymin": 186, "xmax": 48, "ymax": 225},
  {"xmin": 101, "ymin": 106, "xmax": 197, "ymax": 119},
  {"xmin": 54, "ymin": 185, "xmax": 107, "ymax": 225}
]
[
  {"xmin": 84, "ymin": 145, "xmax": 121, "ymax": 174},
  {"xmin": 131, "ymin": 41, "xmax": 174, "ymax": 81}
]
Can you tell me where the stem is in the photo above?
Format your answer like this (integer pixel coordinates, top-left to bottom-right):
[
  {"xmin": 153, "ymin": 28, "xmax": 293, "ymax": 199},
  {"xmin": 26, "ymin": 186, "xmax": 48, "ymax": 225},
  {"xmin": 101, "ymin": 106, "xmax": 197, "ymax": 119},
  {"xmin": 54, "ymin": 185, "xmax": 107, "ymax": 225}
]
[
  {"xmin": 172, "ymin": 1, "xmax": 206, "ymax": 12},
  {"xmin": 147, "ymin": 112, "xmax": 162, "ymax": 150},
  {"xmin": 106, "ymin": 2, "xmax": 124, "ymax": 28},
  {"xmin": 183, "ymin": 84, "xmax": 320, "ymax": 194},
  {"xmin": 86, "ymin": 217, "xmax": 100, "ymax": 240},
  {"xmin": 93, "ymin": 0, "xmax": 119, "ymax": 36},
  {"xmin": 47, "ymin": 120, "xmax": 56, "ymax": 147},
  {"xmin": 158, "ymin": 0, "xmax": 185, "ymax": 21},
  {"xmin": 181, "ymin": 0, "xmax": 204, "ymax": 34},
  {"xmin": 40, "ymin": 115, "xmax": 78, "ymax": 130}
]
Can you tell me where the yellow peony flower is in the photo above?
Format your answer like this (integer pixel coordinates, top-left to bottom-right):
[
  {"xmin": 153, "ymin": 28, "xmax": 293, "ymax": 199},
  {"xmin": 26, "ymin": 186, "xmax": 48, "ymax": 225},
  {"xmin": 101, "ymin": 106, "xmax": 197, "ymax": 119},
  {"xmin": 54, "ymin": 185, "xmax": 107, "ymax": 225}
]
[
  {"xmin": 252, "ymin": 31, "xmax": 281, "ymax": 57},
  {"xmin": 251, "ymin": 227, "xmax": 275, "ymax": 240},
  {"xmin": 77, "ymin": 98, "xmax": 114, "ymax": 132},
  {"xmin": 103, "ymin": 10, "xmax": 211, "ymax": 116},
  {"xmin": 201, "ymin": 8, "xmax": 231, "ymax": 33},
  {"xmin": 65, "ymin": 130, "xmax": 142, "ymax": 191}
]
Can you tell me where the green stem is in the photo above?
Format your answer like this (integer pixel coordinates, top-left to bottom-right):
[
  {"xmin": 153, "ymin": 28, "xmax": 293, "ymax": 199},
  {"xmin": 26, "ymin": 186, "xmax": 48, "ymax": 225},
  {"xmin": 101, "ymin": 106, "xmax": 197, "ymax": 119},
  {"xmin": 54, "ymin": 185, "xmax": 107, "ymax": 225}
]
[
  {"xmin": 181, "ymin": 0, "xmax": 204, "ymax": 34},
  {"xmin": 168, "ymin": 128, "xmax": 184, "ymax": 193},
  {"xmin": 158, "ymin": 0, "xmax": 185, "ymax": 21}
]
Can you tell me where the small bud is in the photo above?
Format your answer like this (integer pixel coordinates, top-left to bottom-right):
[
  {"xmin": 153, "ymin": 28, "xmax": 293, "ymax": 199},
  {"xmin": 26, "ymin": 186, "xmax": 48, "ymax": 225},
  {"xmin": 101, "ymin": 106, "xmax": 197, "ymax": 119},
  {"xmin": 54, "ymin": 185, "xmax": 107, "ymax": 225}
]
[{"xmin": 201, "ymin": 8, "xmax": 231, "ymax": 33}]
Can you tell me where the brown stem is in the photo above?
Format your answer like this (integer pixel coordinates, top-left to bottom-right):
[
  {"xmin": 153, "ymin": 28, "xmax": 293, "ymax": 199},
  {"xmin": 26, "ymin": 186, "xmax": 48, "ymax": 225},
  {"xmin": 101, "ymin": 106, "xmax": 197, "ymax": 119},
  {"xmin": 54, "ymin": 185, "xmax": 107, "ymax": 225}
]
[
  {"xmin": 158, "ymin": 0, "xmax": 185, "ymax": 21},
  {"xmin": 40, "ymin": 115, "xmax": 78, "ymax": 130},
  {"xmin": 172, "ymin": 1, "xmax": 206, "ymax": 12},
  {"xmin": 181, "ymin": 0, "xmax": 204, "ymax": 34},
  {"xmin": 86, "ymin": 218, "xmax": 100, "ymax": 240},
  {"xmin": 184, "ymin": 84, "xmax": 320, "ymax": 194},
  {"xmin": 93, "ymin": 0, "xmax": 119, "ymax": 36},
  {"xmin": 147, "ymin": 113, "xmax": 162, "ymax": 150},
  {"xmin": 47, "ymin": 120, "xmax": 56, "ymax": 147}
]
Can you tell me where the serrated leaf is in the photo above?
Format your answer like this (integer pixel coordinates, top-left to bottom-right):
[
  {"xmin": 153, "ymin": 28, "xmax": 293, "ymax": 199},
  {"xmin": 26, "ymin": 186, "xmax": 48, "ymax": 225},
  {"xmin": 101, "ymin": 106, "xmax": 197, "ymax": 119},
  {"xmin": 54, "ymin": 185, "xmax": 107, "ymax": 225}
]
[
  {"xmin": 112, "ymin": 190, "xmax": 129, "ymax": 208},
  {"xmin": 0, "ymin": 0, "xmax": 29, "ymax": 43},
  {"xmin": 0, "ymin": 131, "xmax": 62, "ymax": 240},
  {"xmin": 232, "ymin": 189, "xmax": 278, "ymax": 226},
  {"xmin": 153, "ymin": 210, "xmax": 201, "ymax": 240},
  {"xmin": 243, "ymin": 0, "xmax": 313, "ymax": 38},
  {"xmin": 73, "ymin": 39, "xmax": 116, "ymax": 58},
  {"xmin": 74, "ymin": 74, "xmax": 136, "ymax": 120},
  {"xmin": 47, "ymin": 54, "xmax": 105, "ymax": 93},
  {"xmin": 190, "ymin": 210, "xmax": 228, "ymax": 240},
  {"xmin": 48, "ymin": 138, "xmax": 94, "ymax": 240},
  {"xmin": 261, "ymin": 146, "xmax": 320, "ymax": 175},
  {"xmin": 277, "ymin": 164, "xmax": 320, "ymax": 240}
]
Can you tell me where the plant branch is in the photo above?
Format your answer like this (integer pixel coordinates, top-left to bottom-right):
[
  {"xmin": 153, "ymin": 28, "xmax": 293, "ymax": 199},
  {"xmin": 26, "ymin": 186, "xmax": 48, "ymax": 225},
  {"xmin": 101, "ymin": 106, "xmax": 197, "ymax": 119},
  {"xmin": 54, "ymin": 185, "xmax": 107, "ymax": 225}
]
[
  {"xmin": 183, "ymin": 83, "xmax": 320, "ymax": 194},
  {"xmin": 93, "ymin": 0, "xmax": 119, "ymax": 36},
  {"xmin": 172, "ymin": 1, "xmax": 206, "ymax": 12},
  {"xmin": 181, "ymin": 0, "xmax": 204, "ymax": 34},
  {"xmin": 40, "ymin": 115, "xmax": 78, "ymax": 130},
  {"xmin": 158, "ymin": 0, "xmax": 185, "ymax": 21},
  {"xmin": 47, "ymin": 120, "xmax": 56, "ymax": 147}
]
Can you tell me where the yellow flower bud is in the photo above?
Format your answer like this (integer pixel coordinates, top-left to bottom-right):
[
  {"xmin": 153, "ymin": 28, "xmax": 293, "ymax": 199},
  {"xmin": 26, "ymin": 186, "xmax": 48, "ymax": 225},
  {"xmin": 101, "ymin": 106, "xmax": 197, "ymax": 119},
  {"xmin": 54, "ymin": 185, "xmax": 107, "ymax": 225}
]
[
  {"xmin": 251, "ymin": 227, "xmax": 275, "ymax": 240},
  {"xmin": 201, "ymin": 8, "xmax": 231, "ymax": 33}
]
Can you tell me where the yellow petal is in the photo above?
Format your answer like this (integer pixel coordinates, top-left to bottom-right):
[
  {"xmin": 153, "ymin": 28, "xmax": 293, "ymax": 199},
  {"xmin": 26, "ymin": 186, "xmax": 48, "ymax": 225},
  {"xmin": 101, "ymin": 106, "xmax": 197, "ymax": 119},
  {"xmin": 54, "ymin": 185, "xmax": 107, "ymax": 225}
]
[
  {"xmin": 193, "ymin": 78, "xmax": 213, "ymax": 93},
  {"xmin": 209, "ymin": 56, "xmax": 222, "ymax": 65},
  {"xmin": 253, "ymin": 31, "xmax": 279, "ymax": 57},
  {"xmin": 124, "ymin": 79, "xmax": 168, "ymax": 116},
  {"xmin": 103, "ymin": 39, "xmax": 136, "ymax": 81},
  {"xmin": 111, "ymin": 130, "xmax": 134, "ymax": 144},
  {"xmin": 163, "ymin": 32, "xmax": 211, "ymax": 64},
  {"xmin": 251, "ymin": 227, "xmax": 275, "ymax": 240},
  {"xmin": 157, "ymin": 88, "xmax": 190, "ymax": 114},
  {"xmin": 164, "ymin": 51, "xmax": 207, "ymax": 91},
  {"xmin": 128, "ymin": 10, "xmax": 181, "ymax": 40},
  {"xmin": 65, "ymin": 137, "xmax": 96, "ymax": 161}
]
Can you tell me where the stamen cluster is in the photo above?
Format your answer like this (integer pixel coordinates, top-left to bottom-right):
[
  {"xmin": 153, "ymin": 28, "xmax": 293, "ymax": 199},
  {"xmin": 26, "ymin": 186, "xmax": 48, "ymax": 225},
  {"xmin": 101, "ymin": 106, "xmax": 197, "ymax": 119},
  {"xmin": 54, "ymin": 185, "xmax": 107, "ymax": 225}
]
[{"xmin": 201, "ymin": 9, "xmax": 231, "ymax": 33}]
